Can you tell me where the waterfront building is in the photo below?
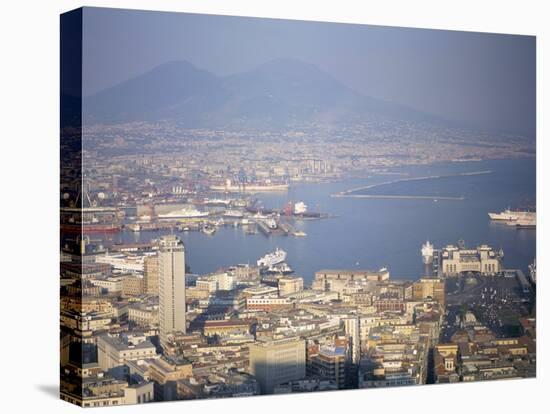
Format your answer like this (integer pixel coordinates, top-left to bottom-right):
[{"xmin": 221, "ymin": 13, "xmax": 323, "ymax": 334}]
[
  {"xmin": 439, "ymin": 243, "xmax": 502, "ymax": 276},
  {"xmin": 248, "ymin": 337, "xmax": 306, "ymax": 394},
  {"xmin": 196, "ymin": 272, "xmax": 235, "ymax": 292},
  {"xmin": 159, "ymin": 235, "xmax": 186, "ymax": 349},
  {"xmin": 278, "ymin": 276, "xmax": 304, "ymax": 296},
  {"xmin": 228, "ymin": 264, "xmax": 261, "ymax": 284}
]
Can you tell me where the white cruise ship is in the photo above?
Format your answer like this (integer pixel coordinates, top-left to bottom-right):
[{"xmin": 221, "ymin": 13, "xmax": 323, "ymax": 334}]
[
  {"xmin": 488, "ymin": 208, "xmax": 535, "ymax": 221},
  {"xmin": 257, "ymin": 248, "xmax": 287, "ymax": 267},
  {"xmin": 158, "ymin": 208, "xmax": 209, "ymax": 219}
]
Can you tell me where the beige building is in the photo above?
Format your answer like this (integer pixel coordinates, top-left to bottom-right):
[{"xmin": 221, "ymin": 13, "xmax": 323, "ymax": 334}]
[
  {"xmin": 97, "ymin": 335, "xmax": 157, "ymax": 370},
  {"xmin": 128, "ymin": 304, "xmax": 159, "ymax": 327},
  {"xmin": 158, "ymin": 235, "xmax": 186, "ymax": 349},
  {"xmin": 90, "ymin": 277, "xmax": 123, "ymax": 294},
  {"xmin": 144, "ymin": 255, "xmax": 159, "ymax": 295},
  {"xmin": 440, "ymin": 244, "xmax": 502, "ymax": 276},
  {"xmin": 148, "ymin": 356, "xmax": 193, "ymax": 384},
  {"xmin": 123, "ymin": 381, "xmax": 154, "ymax": 405},
  {"xmin": 249, "ymin": 337, "xmax": 306, "ymax": 394},
  {"xmin": 412, "ymin": 278, "xmax": 445, "ymax": 308},
  {"xmin": 312, "ymin": 269, "xmax": 389, "ymax": 294},
  {"xmin": 278, "ymin": 276, "xmax": 304, "ymax": 296},
  {"xmin": 122, "ymin": 275, "xmax": 145, "ymax": 297},
  {"xmin": 246, "ymin": 296, "xmax": 293, "ymax": 312}
]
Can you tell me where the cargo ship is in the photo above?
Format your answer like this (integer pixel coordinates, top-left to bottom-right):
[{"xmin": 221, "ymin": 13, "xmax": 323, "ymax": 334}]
[
  {"xmin": 158, "ymin": 208, "xmax": 209, "ymax": 219},
  {"xmin": 257, "ymin": 248, "xmax": 287, "ymax": 267}
]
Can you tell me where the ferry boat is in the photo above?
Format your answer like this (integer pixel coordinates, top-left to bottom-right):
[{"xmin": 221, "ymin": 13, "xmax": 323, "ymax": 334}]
[
  {"xmin": 257, "ymin": 248, "xmax": 287, "ymax": 267},
  {"xmin": 158, "ymin": 208, "xmax": 209, "ymax": 219},
  {"xmin": 488, "ymin": 208, "xmax": 535, "ymax": 221}
]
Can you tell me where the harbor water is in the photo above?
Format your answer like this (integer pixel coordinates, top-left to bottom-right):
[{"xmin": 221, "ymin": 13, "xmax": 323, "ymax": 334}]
[{"xmin": 103, "ymin": 158, "xmax": 536, "ymax": 284}]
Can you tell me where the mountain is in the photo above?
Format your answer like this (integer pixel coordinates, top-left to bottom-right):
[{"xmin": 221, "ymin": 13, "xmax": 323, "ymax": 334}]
[
  {"xmin": 85, "ymin": 61, "xmax": 227, "ymax": 124},
  {"xmin": 83, "ymin": 58, "xmax": 437, "ymax": 128}
]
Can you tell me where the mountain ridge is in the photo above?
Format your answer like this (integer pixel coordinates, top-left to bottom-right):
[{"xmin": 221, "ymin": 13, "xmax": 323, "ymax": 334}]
[{"xmin": 82, "ymin": 58, "xmax": 445, "ymax": 129}]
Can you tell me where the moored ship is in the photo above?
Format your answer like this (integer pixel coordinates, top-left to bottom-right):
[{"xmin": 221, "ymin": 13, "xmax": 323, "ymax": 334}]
[
  {"xmin": 488, "ymin": 208, "xmax": 535, "ymax": 221},
  {"xmin": 257, "ymin": 248, "xmax": 287, "ymax": 267},
  {"xmin": 158, "ymin": 207, "xmax": 209, "ymax": 219}
]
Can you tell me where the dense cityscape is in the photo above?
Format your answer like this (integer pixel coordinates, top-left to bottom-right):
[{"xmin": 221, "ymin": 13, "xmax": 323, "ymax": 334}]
[
  {"xmin": 59, "ymin": 8, "xmax": 536, "ymax": 408},
  {"xmin": 60, "ymin": 119, "xmax": 536, "ymax": 407}
]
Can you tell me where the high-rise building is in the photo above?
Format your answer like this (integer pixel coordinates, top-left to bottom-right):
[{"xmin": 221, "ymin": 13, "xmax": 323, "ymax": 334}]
[
  {"xmin": 144, "ymin": 255, "xmax": 159, "ymax": 295},
  {"xmin": 248, "ymin": 337, "xmax": 306, "ymax": 394},
  {"xmin": 343, "ymin": 317, "xmax": 360, "ymax": 387},
  {"xmin": 343, "ymin": 317, "xmax": 360, "ymax": 365},
  {"xmin": 158, "ymin": 235, "xmax": 186, "ymax": 349}
]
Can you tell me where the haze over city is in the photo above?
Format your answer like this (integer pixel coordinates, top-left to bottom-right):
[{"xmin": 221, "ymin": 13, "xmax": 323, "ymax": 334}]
[
  {"xmin": 82, "ymin": 7, "xmax": 535, "ymax": 135},
  {"xmin": 60, "ymin": 7, "xmax": 536, "ymax": 407}
]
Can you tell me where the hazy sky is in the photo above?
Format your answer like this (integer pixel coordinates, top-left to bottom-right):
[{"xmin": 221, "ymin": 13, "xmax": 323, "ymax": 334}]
[{"xmin": 82, "ymin": 7, "xmax": 536, "ymax": 136}]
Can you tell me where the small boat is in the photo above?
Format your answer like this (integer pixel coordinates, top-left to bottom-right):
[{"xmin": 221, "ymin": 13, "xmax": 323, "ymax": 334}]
[{"xmin": 202, "ymin": 226, "xmax": 216, "ymax": 235}]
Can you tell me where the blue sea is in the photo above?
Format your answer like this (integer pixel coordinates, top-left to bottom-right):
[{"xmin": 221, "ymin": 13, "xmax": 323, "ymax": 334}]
[{"xmin": 109, "ymin": 158, "xmax": 536, "ymax": 284}]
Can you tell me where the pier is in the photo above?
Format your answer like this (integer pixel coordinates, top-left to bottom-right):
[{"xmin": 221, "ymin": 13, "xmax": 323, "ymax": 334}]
[
  {"xmin": 332, "ymin": 170, "xmax": 491, "ymax": 198},
  {"xmin": 332, "ymin": 194, "xmax": 465, "ymax": 201}
]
